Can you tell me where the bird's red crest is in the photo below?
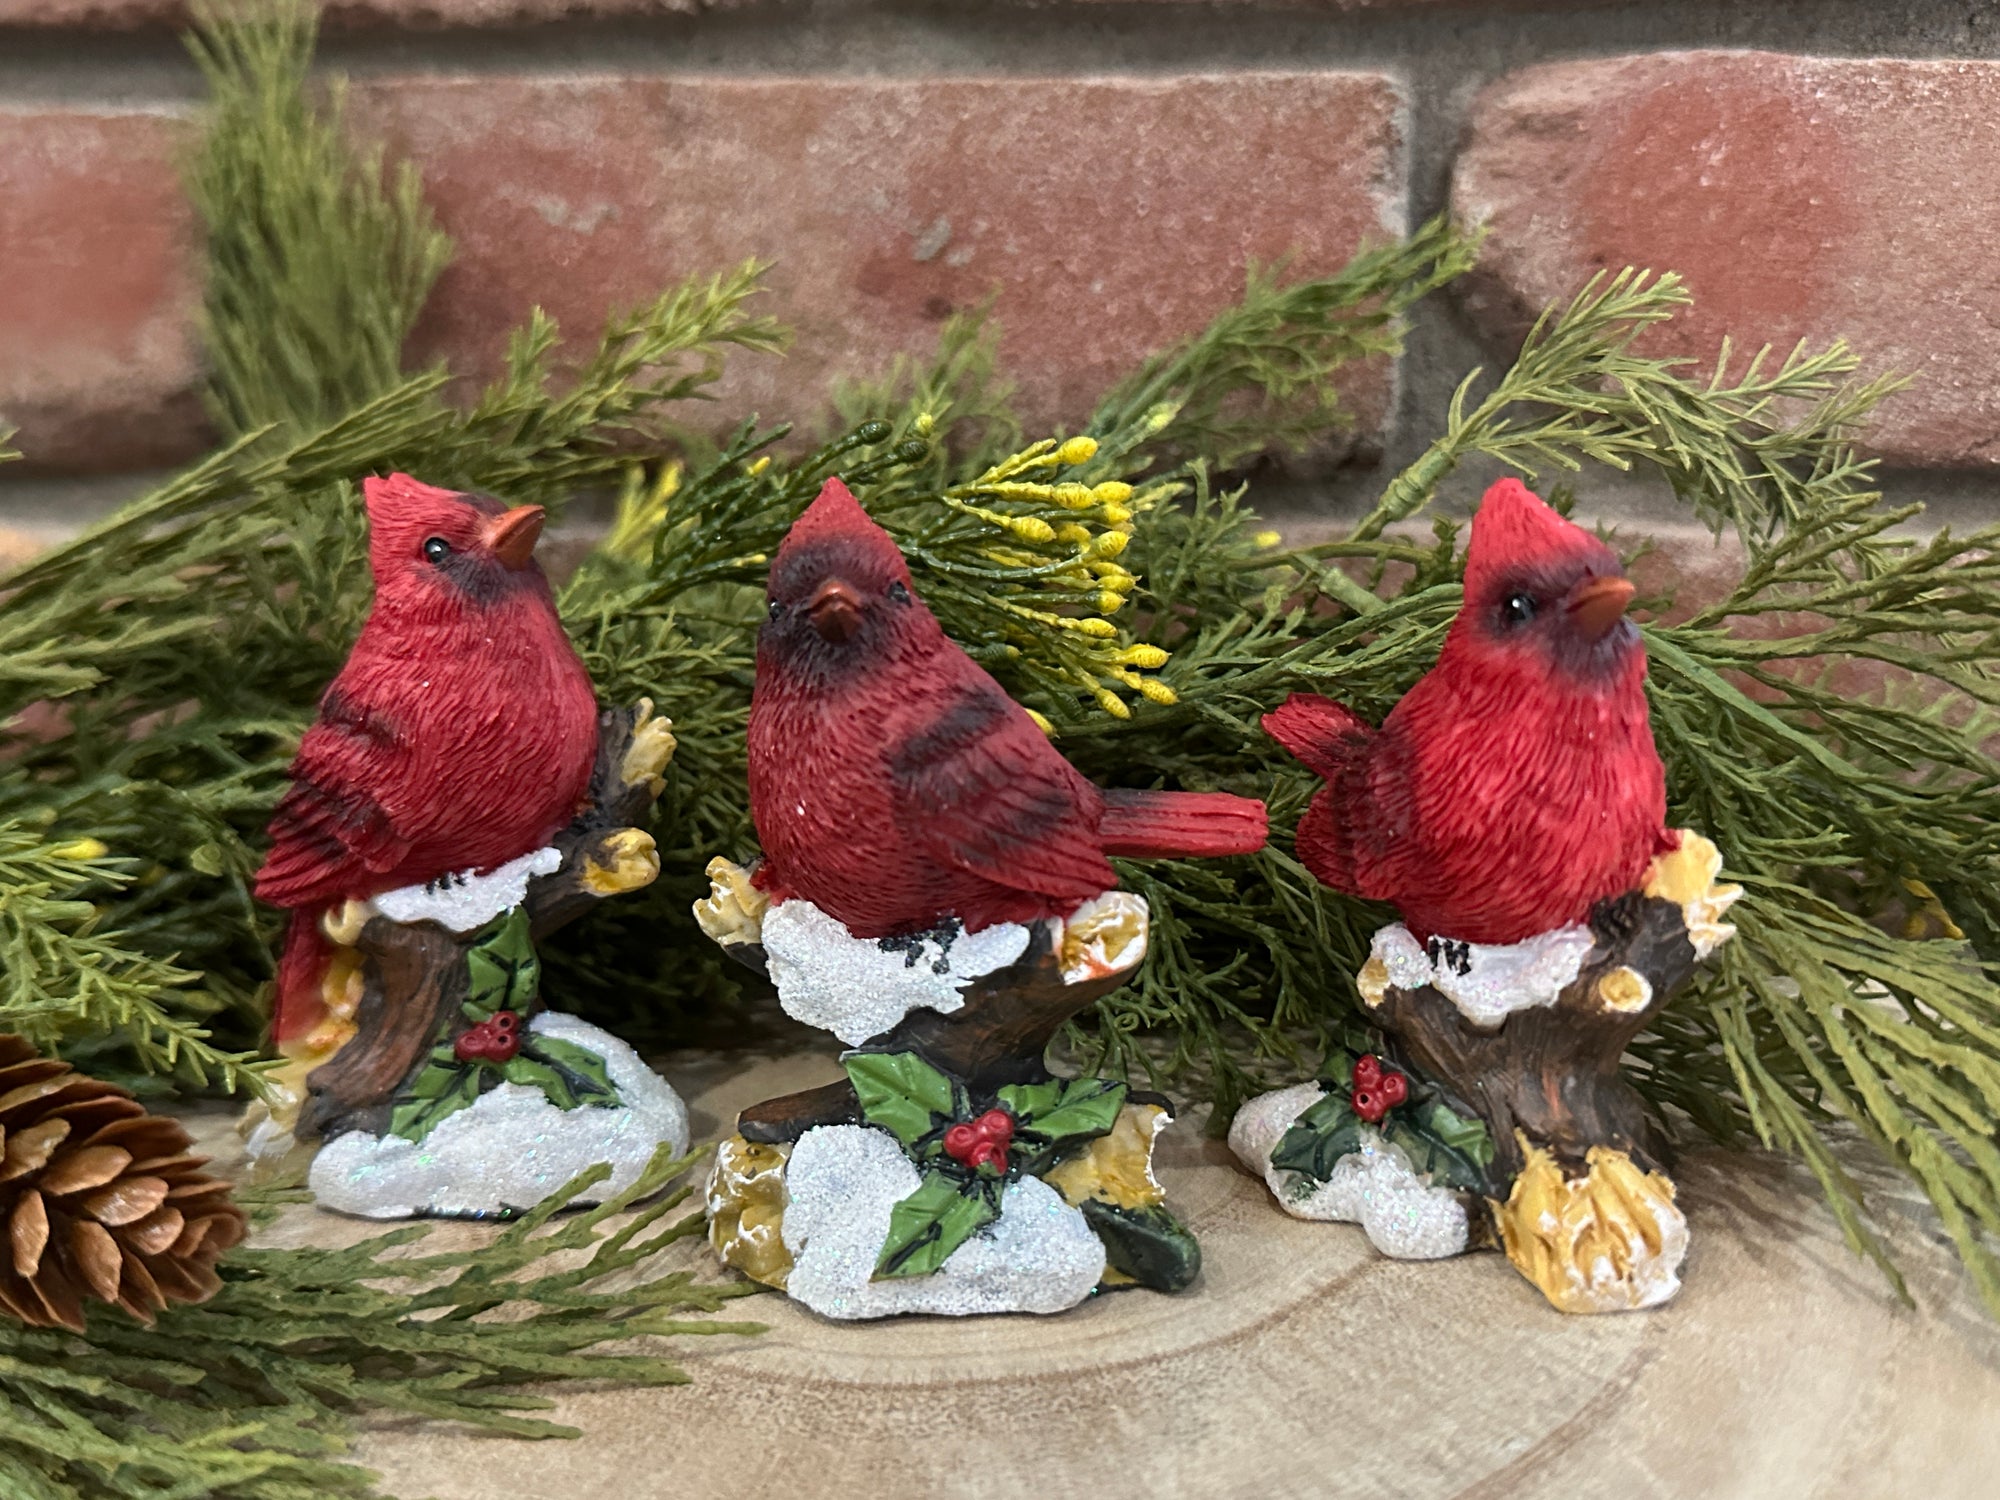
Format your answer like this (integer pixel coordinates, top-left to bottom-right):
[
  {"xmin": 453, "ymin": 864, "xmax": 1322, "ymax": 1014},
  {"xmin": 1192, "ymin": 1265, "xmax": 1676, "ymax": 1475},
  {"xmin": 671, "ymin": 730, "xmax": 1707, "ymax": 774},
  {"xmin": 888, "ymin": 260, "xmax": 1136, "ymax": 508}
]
[
  {"xmin": 1464, "ymin": 478, "xmax": 1616, "ymax": 594},
  {"xmin": 363, "ymin": 472, "xmax": 470, "ymax": 522},
  {"xmin": 775, "ymin": 479, "xmax": 912, "ymax": 583}
]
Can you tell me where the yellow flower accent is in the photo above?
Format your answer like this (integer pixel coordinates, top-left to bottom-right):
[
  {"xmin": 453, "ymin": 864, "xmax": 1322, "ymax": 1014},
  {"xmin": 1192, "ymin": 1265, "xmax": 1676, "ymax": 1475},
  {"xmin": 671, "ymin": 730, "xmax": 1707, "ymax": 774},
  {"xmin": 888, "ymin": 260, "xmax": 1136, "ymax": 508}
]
[
  {"xmin": 1025, "ymin": 708, "xmax": 1056, "ymax": 737},
  {"xmin": 1093, "ymin": 481, "xmax": 1134, "ymax": 505},
  {"xmin": 1117, "ymin": 644, "xmax": 1169, "ymax": 668},
  {"xmin": 1093, "ymin": 530, "xmax": 1131, "ymax": 559},
  {"xmin": 747, "ymin": 455, "xmax": 772, "ymax": 476},
  {"xmin": 1098, "ymin": 591, "xmax": 1125, "ymax": 614},
  {"xmin": 1071, "ymin": 617, "xmax": 1118, "ymax": 638},
  {"xmin": 47, "ymin": 838, "xmax": 109, "ymax": 862},
  {"xmin": 1100, "ymin": 504, "xmax": 1132, "ymax": 525},
  {"xmin": 1056, "ymin": 435, "xmax": 1099, "ymax": 466},
  {"xmin": 1056, "ymin": 523, "xmax": 1093, "ymax": 547},
  {"xmin": 1138, "ymin": 679, "xmax": 1178, "ymax": 705},
  {"xmin": 915, "ymin": 411, "xmax": 937, "ymax": 436},
  {"xmin": 1052, "ymin": 482, "xmax": 1096, "ymax": 510},
  {"xmin": 1008, "ymin": 516, "xmax": 1057, "ymax": 543},
  {"xmin": 1253, "ymin": 529, "xmax": 1283, "ymax": 548},
  {"xmin": 1095, "ymin": 690, "xmax": 1132, "ymax": 719}
]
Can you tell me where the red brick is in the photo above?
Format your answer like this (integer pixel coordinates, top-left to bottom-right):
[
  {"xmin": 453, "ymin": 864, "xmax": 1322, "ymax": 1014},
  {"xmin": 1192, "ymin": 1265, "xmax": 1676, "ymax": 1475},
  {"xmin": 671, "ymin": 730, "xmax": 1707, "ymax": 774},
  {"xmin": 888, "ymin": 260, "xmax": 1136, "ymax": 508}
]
[
  {"xmin": 0, "ymin": 109, "xmax": 208, "ymax": 474},
  {"xmin": 1453, "ymin": 53, "xmax": 2000, "ymax": 468},
  {"xmin": 358, "ymin": 72, "xmax": 1406, "ymax": 446},
  {"xmin": 0, "ymin": 0, "xmax": 763, "ymax": 30}
]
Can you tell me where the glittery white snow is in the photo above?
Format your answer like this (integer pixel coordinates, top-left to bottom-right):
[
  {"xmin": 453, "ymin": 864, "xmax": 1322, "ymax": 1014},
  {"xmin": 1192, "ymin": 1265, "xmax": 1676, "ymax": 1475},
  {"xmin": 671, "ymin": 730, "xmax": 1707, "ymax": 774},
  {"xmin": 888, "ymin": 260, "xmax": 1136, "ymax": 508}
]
[
  {"xmin": 780, "ymin": 1124, "xmax": 1105, "ymax": 1319},
  {"xmin": 761, "ymin": 898, "xmax": 1032, "ymax": 1046},
  {"xmin": 371, "ymin": 846, "xmax": 563, "ymax": 933},
  {"xmin": 1230, "ymin": 1081, "xmax": 1469, "ymax": 1260},
  {"xmin": 309, "ymin": 1012, "xmax": 688, "ymax": 1219},
  {"xmin": 1367, "ymin": 921, "xmax": 1596, "ymax": 1029}
]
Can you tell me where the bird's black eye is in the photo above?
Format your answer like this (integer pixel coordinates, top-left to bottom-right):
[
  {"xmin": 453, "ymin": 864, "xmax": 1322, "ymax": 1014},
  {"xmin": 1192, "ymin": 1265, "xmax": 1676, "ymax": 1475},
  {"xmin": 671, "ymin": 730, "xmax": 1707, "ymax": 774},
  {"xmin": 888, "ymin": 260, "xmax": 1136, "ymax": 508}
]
[
  {"xmin": 767, "ymin": 599, "xmax": 783, "ymax": 621},
  {"xmin": 1501, "ymin": 592, "xmax": 1537, "ymax": 626},
  {"xmin": 887, "ymin": 581, "xmax": 911, "ymax": 604},
  {"xmin": 423, "ymin": 537, "xmax": 451, "ymax": 565}
]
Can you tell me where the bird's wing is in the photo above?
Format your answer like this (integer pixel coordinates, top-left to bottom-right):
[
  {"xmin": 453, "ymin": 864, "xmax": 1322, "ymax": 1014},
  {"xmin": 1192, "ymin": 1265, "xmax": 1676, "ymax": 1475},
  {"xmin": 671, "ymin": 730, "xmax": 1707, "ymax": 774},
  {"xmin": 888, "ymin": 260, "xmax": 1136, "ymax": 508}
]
[
  {"xmin": 891, "ymin": 680, "xmax": 1116, "ymax": 901},
  {"xmin": 253, "ymin": 680, "xmax": 417, "ymax": 909}
]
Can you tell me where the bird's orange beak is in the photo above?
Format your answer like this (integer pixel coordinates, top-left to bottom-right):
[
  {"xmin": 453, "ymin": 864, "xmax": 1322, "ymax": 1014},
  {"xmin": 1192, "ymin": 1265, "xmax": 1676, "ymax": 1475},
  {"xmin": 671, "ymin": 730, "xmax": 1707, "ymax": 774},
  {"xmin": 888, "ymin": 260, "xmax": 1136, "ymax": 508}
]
[
  {"xmin": 485, "ymin": 505, "xmax": 546, "ymax": 571},
  {"xmin": 808, "ymin": 578, "xmax": 865, "ymax": 643},
  {"xmin": 1567, "ymin": 574, "xmax": 1636, "ymax": 642}
]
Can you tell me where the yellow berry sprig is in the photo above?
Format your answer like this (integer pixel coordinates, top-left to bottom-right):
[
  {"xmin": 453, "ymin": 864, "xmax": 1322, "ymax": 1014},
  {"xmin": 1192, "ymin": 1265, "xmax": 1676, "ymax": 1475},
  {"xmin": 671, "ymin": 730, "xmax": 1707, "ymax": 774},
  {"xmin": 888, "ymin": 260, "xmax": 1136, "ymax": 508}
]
[{"xmin": 926, "ymin": 434, "xmax": 1180, "ymax": 722}]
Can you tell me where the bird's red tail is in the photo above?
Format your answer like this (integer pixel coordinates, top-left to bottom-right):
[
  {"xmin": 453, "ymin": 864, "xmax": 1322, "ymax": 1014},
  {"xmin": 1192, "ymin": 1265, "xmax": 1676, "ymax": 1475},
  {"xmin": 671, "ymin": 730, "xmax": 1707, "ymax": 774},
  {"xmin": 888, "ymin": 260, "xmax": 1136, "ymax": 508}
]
[
  {"xmin": 1098, "ymin": 788, "xmax": 1268, "ymax": 860},
  {"xmin": 272, "ymin": 911, "xmax": 334, "ymax": 1046},
  {"xmin": 1263, "ymin": 693, "xmax": 1374, "ymax": 895},
  {"xmin": 1261, "ymin": 692, "xmax": 1370, "ymax": 777}
]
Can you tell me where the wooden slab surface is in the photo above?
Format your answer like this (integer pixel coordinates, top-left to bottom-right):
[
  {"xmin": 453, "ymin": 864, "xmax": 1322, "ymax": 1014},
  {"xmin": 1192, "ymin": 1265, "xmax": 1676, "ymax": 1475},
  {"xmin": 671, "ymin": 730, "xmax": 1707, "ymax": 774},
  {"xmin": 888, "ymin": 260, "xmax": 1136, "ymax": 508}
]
[{"xmin": 203, "ymin": 1039, "xmax": 2000, "ymax": 1500}]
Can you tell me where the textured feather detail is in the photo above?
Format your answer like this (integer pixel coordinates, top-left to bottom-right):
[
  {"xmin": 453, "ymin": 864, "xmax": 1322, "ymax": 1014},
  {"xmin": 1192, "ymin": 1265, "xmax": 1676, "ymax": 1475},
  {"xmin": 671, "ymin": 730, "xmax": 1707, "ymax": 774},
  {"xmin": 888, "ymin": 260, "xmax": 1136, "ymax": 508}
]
[
  {"xmin": 1261, "ymin": 692, "xmax": 1371, "ymax": 778},
  {"xmin": 272, "ymin": 914, "xmax": 334, "ymax": 1045},
  {"xmin": 1263, "ymin": 481, "xmax": 1669, "ymax": 945},
  {"xmin": 747, "ymin": 477, "xmax": 1269, "ymax": 942},
  {"xmin": 1097, "ymin": 789, "xmax": 1268, "ymax": 859},
  {"xmin": 253, "ymin": 478, "xmax": 600, "ymax": 1037},
  {"xmin": 894, "ymin": 683, "xmax": 1117, "ymax": 901}
]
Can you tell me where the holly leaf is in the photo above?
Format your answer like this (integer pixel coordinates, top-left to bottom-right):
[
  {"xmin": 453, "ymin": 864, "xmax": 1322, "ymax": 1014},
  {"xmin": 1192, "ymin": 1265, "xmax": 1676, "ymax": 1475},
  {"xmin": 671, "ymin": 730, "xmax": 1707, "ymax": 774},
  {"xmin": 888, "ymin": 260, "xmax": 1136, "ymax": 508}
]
[
  {"xmin": 1080, "ymin": 1200, "xmax": 1202, "ymax": 1294},
  {"xmin": 1000, "ymin": 1077, "xmax": 1127, "ymax": 1146},
  {"xmin": 501, "ymin": 1055, "xmax": 576, "ymax": 1109},
  {"xmin": 1383, "ymin": 1098, "xmax": 1497, "ymax": 1195},
  {"xmin": 389, "ymin": 1066, "xmax": 484, "ymax": 1144},
  {"xmin": 874, "ymin": 1169, "xmax": 1002, "ymax": 1280},
  {"xmin": 407, "ymin": 1060, "xmax": 464, "ymax": 1100},
  {"xmin": 465, "ymin": 908, "xmax": 540, "ymax": 1018},
  {"xmin": 1269, "ymin": 1091, "xmax": 1365, "ymax": 1182},
  {"xmin": 845, "ymin": 1051, "xmax": 959, "ymax": 1149},
  {"xmin": 525, "ymin": 1033, "xmax": 619, "ymax": 1105}
]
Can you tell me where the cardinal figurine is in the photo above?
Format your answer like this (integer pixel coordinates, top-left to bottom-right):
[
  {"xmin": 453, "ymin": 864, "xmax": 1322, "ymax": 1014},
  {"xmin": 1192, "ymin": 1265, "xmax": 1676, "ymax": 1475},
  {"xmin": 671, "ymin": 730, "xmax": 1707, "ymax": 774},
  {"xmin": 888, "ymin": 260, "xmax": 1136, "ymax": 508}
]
[
  {"xmin": 748, "ymin": 478, "xmax": 1268, "ymax": 938},
  {"xmin": 1264, "ymin": 477, "xmax": 1674, "ymax": 945},
  {"xmin": 255, "ymin": 474, "xmax": 599, "ymax": 1045}
]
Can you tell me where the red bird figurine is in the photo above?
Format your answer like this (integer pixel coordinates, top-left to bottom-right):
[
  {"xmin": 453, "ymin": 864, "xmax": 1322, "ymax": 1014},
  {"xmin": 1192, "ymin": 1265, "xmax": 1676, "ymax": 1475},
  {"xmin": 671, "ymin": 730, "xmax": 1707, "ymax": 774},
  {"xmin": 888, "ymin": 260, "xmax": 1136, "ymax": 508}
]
[
  {"xmin": 748, "ymin": 478, "xmax": 1268, "ymax": 938},
  {"xmin": 256, "ymin": 475, "xmax": 599, "ymax": 1043},
  {"xmin": 1264, "ymin": 478, "xmax": 1674, "ymax": 946}
]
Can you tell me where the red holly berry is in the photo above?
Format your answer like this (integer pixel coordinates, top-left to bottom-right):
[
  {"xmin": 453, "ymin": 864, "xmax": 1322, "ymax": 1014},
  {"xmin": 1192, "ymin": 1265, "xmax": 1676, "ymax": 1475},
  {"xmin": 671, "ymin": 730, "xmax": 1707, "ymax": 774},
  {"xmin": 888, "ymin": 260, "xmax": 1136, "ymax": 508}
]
[
  {"xmin": 944, "ymin": 1109, "xmax": 1014, "ymax": 1174},
  {"xmin": 943, "ymin": 1123, "xmax": 981, "ymax": 1163},
  {"xmin": 1349, "ymin": 1056, "xmax": 1408, "ymax": 1123},
  {"xmin": 453, "ymin": 1015, "xmax": 522, "ymax": 1065}
]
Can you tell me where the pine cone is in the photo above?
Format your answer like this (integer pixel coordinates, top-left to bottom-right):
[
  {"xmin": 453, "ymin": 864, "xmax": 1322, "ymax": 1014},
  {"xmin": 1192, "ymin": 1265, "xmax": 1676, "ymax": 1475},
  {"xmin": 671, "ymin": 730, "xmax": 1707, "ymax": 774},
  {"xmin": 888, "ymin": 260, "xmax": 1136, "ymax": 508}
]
[{"xmin": 0, "ymin": 1036, "xmax": 247, "ymax": 1330}]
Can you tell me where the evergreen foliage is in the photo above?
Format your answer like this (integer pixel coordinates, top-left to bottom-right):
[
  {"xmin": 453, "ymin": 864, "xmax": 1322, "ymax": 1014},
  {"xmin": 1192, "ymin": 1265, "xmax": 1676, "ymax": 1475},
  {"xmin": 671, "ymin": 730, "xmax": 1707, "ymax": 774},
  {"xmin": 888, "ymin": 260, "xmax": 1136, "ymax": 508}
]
[
  {"xmin": 0, "ymin": 0, "xmax": 1994, "ymax": 1381},
  {"xmin": 0, "ymin": 1150, "xmax": 761, "ymax": 1499}
]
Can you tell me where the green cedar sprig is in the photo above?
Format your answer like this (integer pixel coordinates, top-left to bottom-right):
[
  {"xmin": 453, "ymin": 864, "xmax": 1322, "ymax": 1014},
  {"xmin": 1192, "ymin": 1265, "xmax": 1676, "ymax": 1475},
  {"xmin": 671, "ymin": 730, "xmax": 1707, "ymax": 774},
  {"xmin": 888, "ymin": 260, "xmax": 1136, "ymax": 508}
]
[{"xmin": 0, "ymin": 1148, "xmax": 762, "ymax": 1500}]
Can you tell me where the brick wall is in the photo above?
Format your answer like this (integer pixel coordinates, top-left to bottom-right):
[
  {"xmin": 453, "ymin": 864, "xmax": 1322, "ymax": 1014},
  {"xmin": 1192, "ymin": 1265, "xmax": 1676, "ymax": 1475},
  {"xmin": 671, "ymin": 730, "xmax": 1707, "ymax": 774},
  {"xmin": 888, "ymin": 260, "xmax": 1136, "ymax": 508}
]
[{"xmin": 4, "ymin": 0, "xmax": 2000, "ymax": 543}]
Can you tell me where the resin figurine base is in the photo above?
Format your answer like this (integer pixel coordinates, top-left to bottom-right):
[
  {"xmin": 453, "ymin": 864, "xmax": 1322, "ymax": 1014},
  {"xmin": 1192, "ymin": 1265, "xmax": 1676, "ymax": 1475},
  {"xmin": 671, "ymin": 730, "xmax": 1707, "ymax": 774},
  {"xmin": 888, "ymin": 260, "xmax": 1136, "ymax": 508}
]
[
  {"xmin": 309, "ymin": 1011, "xmax": 688, "ymax": 1219},
  {"xmin": 242, "ymin": 702, "xmax": 691, "ymax": 1218},
  {"xmin": 1235, "ymin": 832, "xmax": 1739, "ymax": 1313},
  {"xmin": 699, "ymin": 865, "xmax": 1199, "ymax": 1319},
  {"xmin": 196, "ymin": 1045, "xmax": 2000, "ymax": 1500}
]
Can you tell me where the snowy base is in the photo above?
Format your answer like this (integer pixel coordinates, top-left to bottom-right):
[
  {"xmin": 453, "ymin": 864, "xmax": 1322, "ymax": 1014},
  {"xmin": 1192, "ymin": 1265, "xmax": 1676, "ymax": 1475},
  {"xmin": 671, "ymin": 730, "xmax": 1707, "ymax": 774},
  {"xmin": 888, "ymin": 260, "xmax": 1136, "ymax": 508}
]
[
  {"xmin": 780, "ymin": 1125, "xmax": 1106, "ymax": 1319},
  {"xmin": 1360, "ymin": 921, "xmax": 1595, "ymax": 1029},
  {"xmin": 1230, "ymin": 1082, "xmax": 1469, "ymax": 1260},
  {"xmin": 310, "ymin": 1013, "xmax": 689, "ymax": 1219}
]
